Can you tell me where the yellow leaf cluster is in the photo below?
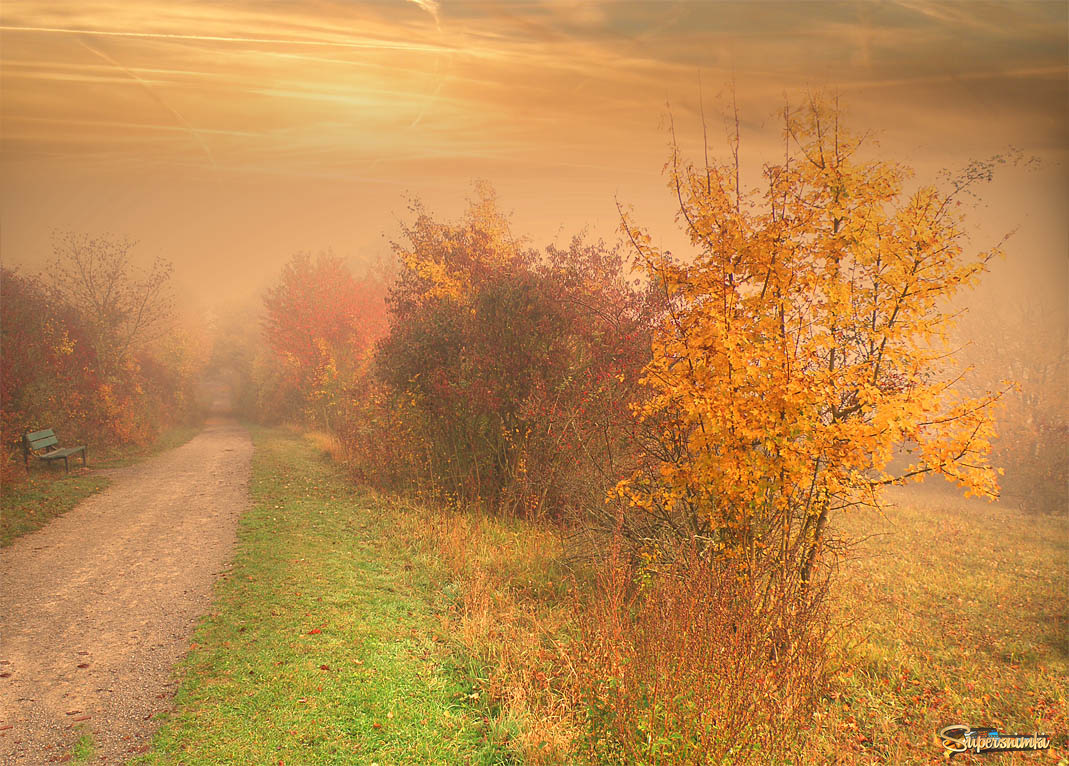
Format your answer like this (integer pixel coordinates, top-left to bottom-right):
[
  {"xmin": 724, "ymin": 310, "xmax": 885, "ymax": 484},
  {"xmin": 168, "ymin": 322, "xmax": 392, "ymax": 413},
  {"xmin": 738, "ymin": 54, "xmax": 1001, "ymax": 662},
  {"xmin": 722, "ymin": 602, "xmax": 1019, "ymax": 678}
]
[{"xmin": 619, "ymin": 96, "xmax": 1003, "ymax": 573}]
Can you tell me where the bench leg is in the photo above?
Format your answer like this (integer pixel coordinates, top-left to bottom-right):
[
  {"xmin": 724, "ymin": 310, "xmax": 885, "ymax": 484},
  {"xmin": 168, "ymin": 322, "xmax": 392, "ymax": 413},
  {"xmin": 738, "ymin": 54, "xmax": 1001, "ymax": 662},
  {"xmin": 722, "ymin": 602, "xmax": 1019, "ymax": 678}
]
[{"xmin": 64, "ymin": 455, "xmax": 69, "ymax": 473}]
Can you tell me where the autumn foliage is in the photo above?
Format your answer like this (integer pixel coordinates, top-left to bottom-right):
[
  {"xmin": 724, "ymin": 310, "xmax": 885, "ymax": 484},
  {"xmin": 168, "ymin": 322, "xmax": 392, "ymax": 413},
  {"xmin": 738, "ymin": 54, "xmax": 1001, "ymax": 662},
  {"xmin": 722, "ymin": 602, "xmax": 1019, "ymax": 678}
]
[
  {"xmin": 259, "ymin": 252, "xmax": 389, "ymax": 427},
  {"xmin": 372, "ymin": 187, "xmax": 654, "ymax": 517},
  {"xmin": 618, "ymin": 98, "xmax": 1004, "ymax": 587},
  {"xmin": 1, "ymin": 234, "xmax": 205, "ymax": 481}
]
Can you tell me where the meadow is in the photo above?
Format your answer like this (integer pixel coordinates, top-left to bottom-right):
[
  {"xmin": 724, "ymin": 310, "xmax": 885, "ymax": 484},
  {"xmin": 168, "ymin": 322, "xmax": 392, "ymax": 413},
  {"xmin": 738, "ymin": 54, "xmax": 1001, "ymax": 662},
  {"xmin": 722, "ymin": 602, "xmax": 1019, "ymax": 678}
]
[
  {"xmin": 819, "ymin": 485, "xmax": 1067, "ymax": 764},
  {"xmin": 139, "ymin": 429, "xmax": 1067, "ymax": 765}
]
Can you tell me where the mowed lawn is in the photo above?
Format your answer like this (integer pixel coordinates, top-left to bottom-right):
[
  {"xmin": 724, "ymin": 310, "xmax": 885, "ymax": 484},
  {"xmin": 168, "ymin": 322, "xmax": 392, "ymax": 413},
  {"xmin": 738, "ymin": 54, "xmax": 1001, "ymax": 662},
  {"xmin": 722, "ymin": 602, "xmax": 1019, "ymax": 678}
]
[
  {"xmin": 135, "ymin": 427, "xmax": 511, "ymax": 765},
  {"xmin": 820, "ymin": 484, "xmax": 1068, "ymax": 764}
]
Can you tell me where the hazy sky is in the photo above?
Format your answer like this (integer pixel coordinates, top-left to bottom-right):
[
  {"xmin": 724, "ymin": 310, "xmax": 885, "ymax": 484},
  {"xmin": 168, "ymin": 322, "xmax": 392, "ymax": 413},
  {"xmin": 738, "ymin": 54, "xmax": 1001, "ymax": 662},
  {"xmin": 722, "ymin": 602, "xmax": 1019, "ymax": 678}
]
[{"xmin": 2, "ymin": 0, "xmax": 1066, "ymax": 317}]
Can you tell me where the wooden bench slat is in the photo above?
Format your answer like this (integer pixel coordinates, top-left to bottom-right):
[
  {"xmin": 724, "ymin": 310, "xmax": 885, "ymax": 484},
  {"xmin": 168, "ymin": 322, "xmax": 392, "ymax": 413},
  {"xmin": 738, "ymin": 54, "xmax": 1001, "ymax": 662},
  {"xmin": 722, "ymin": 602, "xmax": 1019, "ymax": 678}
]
[
  {"xmin": 40, "ymin": 446, "xmax": 87, "ymax": 459},
  {"xmin": 28, "ymin": 434, "xmax": 59, "ymax": 450},
  {"xmin": 26, "ymin": 429, "xmax": 56, "ymax": 440}
]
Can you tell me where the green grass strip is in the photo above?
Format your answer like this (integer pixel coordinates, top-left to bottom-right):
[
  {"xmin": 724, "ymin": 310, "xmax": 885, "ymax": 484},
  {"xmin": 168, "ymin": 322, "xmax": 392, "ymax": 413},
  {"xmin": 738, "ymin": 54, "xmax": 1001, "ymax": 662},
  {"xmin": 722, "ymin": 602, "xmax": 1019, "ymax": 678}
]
[
  {"xmin": 136, "ymin": 426, "xmax": 512, "ymax": 765},
  {"xmin": 1, "ymin": 423, "xmax": 202, "ymax": 547},
  {"xmin": 70, "ymin": 727, "xmax": 95, "ymax": 764},
  {"xmin": 1, "ymin": 472, "xmax": 109, "ymax": 546}
]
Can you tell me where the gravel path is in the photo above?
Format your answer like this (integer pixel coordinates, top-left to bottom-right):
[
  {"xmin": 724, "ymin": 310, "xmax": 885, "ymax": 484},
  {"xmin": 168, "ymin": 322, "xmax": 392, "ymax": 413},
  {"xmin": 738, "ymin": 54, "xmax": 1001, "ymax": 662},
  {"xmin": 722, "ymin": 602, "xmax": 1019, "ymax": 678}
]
[{"xmin": 0, "ymin": 419, "xmax": 252, "ymax": 764}]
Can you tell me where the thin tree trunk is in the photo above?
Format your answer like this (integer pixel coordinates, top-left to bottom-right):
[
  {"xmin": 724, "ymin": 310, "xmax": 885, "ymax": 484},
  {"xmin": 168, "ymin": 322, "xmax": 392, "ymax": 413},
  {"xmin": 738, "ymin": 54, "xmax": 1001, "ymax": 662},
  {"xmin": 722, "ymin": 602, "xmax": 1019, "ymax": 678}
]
[{"xmin": 800, "ymin": 502, "xmax": 829, "ymax": 587}]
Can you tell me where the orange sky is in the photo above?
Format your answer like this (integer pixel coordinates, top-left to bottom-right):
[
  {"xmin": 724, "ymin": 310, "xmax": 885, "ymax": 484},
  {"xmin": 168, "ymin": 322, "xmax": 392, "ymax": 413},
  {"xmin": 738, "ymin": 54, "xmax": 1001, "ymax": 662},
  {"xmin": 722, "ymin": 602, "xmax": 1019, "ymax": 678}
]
[{"xmin": 1, "ymin": 0, "xmax": 1066, "ymax": 318}]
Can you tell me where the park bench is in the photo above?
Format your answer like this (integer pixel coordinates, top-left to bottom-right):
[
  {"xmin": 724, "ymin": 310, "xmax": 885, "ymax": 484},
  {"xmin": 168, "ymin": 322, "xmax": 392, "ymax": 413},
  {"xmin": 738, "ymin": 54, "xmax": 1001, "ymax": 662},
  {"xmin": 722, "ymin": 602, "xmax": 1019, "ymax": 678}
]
[{"xmin": 22, "ymin": 429, "xmax": 88, "ymax": 473}]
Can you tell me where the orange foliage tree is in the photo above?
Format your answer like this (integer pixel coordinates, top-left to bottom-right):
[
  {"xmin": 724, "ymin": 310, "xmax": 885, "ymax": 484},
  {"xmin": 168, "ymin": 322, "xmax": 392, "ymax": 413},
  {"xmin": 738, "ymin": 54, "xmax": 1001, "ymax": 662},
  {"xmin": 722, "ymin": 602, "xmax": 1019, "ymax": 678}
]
[
  {"xmin": 260, "ymin": 252, "xmax": 389, "ymax": 426},
  {"xmin": 618, "ymin": 97, "xmax": 1005, "ymax": 585}
]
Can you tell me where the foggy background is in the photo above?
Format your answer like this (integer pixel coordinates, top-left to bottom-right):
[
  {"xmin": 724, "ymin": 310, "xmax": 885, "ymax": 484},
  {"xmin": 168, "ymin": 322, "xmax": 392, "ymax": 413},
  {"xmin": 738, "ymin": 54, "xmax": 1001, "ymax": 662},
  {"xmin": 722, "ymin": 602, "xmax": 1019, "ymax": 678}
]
[{"xmin": 2, "ymin": 1, "xmax": 1065, "ymax": 323}]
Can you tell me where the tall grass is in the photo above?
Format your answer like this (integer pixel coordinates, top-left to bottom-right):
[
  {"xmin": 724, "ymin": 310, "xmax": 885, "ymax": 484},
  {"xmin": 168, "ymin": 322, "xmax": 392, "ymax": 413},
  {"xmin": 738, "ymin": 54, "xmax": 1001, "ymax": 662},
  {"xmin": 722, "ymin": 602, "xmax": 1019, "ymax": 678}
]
[
  {"xmin": 575, "ymin": 542, "xmax": 828, "ymax": 765},
  {"xmin": 369, "ymin": 482, "xmax": 1066, "ymax": 765},
  {"xmin": 394, "ymin": 502, "xmax": 585, "ymax": 763},
  {"xmin": 385, "ymin": 494, "xmax": 833, "ymax": 765}
]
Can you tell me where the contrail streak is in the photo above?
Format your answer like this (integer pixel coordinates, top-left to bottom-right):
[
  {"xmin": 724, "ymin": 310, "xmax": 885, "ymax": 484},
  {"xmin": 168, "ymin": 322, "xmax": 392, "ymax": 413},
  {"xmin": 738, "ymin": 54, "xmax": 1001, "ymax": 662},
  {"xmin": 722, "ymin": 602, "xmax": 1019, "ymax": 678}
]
[
  {"xmin": 0, "ymin": 24, "xmax": 450, "ymax": 55},
  {"xmin": 76, "ymin": 37, "xmax": 217, "ymax": 169},
  {"xmin": 403, "ymin": 0, "xmax": 448, "ymax": 128}
]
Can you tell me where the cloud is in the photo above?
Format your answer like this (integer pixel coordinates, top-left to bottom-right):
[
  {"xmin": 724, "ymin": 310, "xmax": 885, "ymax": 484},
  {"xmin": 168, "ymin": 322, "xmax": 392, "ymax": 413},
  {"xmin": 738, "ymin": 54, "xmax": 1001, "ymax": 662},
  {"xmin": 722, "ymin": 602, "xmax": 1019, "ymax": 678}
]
[
  {"xmin": 405, "ymin": 0, "xmax": 441, "ymax": 28},
  {"xmin": 1, "ymin": 0, "xmax": 1064, "ymax": 176}
]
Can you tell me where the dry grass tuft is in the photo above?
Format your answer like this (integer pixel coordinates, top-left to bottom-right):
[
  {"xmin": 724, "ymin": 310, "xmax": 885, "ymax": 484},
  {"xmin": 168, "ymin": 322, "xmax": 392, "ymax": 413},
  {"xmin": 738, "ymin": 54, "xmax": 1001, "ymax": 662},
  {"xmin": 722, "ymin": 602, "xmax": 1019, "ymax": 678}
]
[
  {"xmin": 303, "ymin": 429, "xmax": 347, "ymax": 465},
  {"xmin": 392, "ymin": 501, "xmax": 586, "ymax": 763},
  {"xmin": 572, "ymin": 542, "xmax": 828, "ymax": 765}
]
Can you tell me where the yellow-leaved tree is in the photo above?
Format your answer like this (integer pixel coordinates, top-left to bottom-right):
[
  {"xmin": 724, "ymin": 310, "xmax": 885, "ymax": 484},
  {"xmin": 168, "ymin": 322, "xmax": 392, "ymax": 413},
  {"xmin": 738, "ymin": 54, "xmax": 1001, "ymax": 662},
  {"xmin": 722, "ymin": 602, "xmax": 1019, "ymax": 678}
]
[
  {"xmin": 390, "ymin": 180, "xmax": 524, "ymax": 312},
  {"xmin": 618, "ymin": 96, "xmax": 1006, "ymax": 588}
]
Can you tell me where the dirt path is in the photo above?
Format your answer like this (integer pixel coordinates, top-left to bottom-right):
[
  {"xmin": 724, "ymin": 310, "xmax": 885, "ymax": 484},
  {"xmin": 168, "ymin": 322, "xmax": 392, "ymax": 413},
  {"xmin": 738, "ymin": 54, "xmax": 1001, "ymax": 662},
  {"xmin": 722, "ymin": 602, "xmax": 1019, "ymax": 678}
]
[{"xmin": 0, "ymin": 419, "xmax": 252, "ymax": 764}]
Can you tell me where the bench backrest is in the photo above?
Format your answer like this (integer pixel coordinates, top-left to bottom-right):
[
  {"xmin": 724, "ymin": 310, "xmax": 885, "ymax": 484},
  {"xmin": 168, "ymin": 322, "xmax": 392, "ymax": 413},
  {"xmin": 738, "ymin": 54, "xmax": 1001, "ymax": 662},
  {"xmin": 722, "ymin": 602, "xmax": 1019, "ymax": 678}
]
[{"xmin": 25, "ymin": 429, "xmax": 59, "ymax": 452}]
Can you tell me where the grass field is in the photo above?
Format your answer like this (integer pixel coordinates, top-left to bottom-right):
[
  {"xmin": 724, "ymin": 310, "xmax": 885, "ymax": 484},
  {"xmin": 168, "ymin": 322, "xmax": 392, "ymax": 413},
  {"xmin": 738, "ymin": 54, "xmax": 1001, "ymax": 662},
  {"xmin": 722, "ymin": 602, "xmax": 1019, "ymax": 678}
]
[
  {"xmin": 0, "ymin": 422, "xmax": 203, "ymax": 547},
  {"xmin": 818, "ymin": 484, "xmax": 1068, "ymax": 764},
  {"xmin": 136, "ymin": 428, "xmax": 1067, "ymax": 764},
  {"xmin": 135, "ymin": 427, "xmax": 515, "ymax": 765}
]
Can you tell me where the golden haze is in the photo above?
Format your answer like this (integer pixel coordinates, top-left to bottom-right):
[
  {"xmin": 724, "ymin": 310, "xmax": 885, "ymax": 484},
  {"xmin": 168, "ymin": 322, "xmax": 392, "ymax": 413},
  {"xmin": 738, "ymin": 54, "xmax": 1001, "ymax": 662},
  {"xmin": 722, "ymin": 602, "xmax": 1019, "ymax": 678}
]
[{"xmin": 1, "ymin": 0, "xmax": 1065, "ymax": 317}]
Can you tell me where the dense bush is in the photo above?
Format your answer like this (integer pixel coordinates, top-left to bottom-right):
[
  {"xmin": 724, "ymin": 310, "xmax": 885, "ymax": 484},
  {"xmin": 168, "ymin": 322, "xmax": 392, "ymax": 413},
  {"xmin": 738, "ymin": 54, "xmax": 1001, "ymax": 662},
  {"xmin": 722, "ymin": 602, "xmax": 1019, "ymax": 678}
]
[
  {"xmin": 370, "ymin": 190, "xmax": 654, "ymax": 519},
  {"xmin": 253, "ymin": 190, "xmax": 653, "ymax": 524}
]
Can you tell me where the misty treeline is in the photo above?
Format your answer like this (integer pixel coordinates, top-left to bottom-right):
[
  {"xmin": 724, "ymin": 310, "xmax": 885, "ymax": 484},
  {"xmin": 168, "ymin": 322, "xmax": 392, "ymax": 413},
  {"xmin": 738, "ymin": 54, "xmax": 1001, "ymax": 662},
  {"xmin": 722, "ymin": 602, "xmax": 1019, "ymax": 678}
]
[
  {"xmin": 960, "ymin": 305, "xmax": 1067, "ymax": 515},
  {"xmin": 0, "ymin": 233, "xmax": 207, "ymax": 483}
]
